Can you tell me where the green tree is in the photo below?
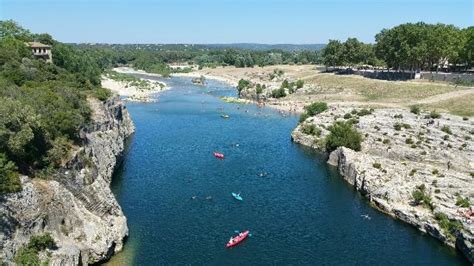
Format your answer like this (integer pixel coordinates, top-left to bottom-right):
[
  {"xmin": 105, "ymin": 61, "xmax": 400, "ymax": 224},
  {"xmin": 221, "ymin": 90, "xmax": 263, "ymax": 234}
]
[
  {"xmin": 0, "ymin": 153, "xmax": 21, "ymax": 194},
  {"xmin": 460, "ymin": 27, "xmax": 474, "ymax": 69},
  {"xmin": 0, "ymin": 98, "xmax": 38, "ymax": 164},
  {"xmin": 237, "ymin": 79, "xmax": 251, "ymax": 96},
  {"xmin": 322, "ymin": 40, "xmax": 345, "ymax": 67},
  {"xmin": 343, "ymin": 37, "xmax": 364, "ymax": 66},
  {"xmin": 0, "ymin": 20, "xmax": 32, "ymax": 41}
]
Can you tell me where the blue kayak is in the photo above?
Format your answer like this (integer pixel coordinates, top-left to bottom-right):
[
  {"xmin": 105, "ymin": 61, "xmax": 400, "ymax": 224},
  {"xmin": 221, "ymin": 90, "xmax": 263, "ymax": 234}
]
[{"xmin": 232, "ymin": 192, "xmax": 243, "ymax": 201}]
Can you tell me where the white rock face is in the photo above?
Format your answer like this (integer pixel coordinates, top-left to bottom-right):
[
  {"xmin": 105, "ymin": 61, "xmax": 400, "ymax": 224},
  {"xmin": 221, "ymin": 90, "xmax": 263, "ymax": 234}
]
[
  {"xmin": 0, "ymin": 96, "xmax": 135, "ymax": 265},
  {"xmin": 292, "ymin": 106, "xmax": 473, "ymax": 263}
]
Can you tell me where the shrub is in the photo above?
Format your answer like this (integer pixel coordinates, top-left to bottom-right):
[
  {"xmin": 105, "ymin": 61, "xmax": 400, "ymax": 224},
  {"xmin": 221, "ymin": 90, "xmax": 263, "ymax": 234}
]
[
  {"xmin": 443, "ymin": 135, "xmax": 449, "ymax": 141},
  {"xmin": 348, "ymin": 118, "xmax": 359, "ymax": 125},
  {"xmin": 14, "ymin": 233, "xmax": 55, "ymax": 265},
  {"xmin": 434, "ymin": 212, "xmax": 463, "ymax": 240},
  {"xmin": 255, "ymin": 84, "xmax": 263, "ymax": 94},
  {"xmin": 428, "ymin": 111, "xmax": 441, "ymax": 119},
  {"xmin": 301, "ymin": 124, "xmax": 321, "ymax": 136},
  {"xmin": 409, "ymin": 169, "xmax": 417, "ymax": 176},
  {"xmin": 402, "ymin": 123, "xmax": 411, "ymax": 129},
  {"xmin": 280, "ymin": 79, "xmax": 289, "ymax": 89},
  {"xmin": 462, "ymin": 117, "xmax": 468, "ymax": 121},
  {"xmin": 410, "ymin": 105, "xmax": 421, "ymax": 115},
  {"xmin": 394, "ymin": 122, "xmax": 402, "ymax": 131},
  {"xmin": 296, "ymin": 79, "xmax": 304, "ymax": 89},
  {"xmin": 412, "ymin": 185, "xmax": 432, "ymax": 209},
  {"xmin": 271, "ymin": 88, "xmax": 286, "ymax": 98},
  {"xmin": 298, "ymin": 113, "xmax": 309, "ymax": 123},
  {"xmin": 441, "ymin": 125, "xmax": 452, "ymax": 135},
  {"xmin": 372, "ymin": 162, "xmax": 382, "ymax": 169},
  {"xmin": 455, "ymin": 196, "xmax": 470, "ymax": 208},
  {"xmin": 432, "ymin": 169, "xmax": 439, "ymax": 175},
  {"xmin": 45, "ymin": 137, "xmax": 72, "ymax": 168},
  {"xmin": 405, "ymin": 138, "xmax": 414, "ymax": 144},
  {"xmin": 382, "ymin": 139, "xmax": 390, "ymax": 144},
  {"xmin": 357, "ymin": 108, "xmax": 372, "ymax": 116},
  {"xmin": 237, "ymin": 79, "xmax": 251, "ymax": 96},
  {"xmin": 14, "ymin": 247, "xmax": 40, "ymax": 266},
  {"xmin": 343, "ymin": 113, "xmax": 352, "ymax": 119},
  {"xmin": 394, "ymin": 114, "xmax": 403, "ymax": 119},
  {"xmin": 325, "ymin": 121, "xmax": 362, "ymax": 152},
  {"xmin": 94, "ymin": 87, "xmax": 111, "ymax": 101},
  {"xmin": 28, "ymin": 233, "xmax": 56, "ymax": 251},
  {"xmin": 435, "ymin": 189, "xmax": 441, "ymax": 193},
  {"xmin": 304, "ymin": 102, "xmax": 328, "ymax": 116}
]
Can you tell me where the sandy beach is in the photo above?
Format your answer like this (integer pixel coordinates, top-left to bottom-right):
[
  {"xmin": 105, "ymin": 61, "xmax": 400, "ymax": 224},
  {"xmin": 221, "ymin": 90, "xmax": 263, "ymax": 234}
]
[
  {"xmin": 172, "ymin": 72, "xmax": 239, "ymax": 87},
  {"xmin": 101, "ymin": 67, "xmax": 168, "ymax": 102}
]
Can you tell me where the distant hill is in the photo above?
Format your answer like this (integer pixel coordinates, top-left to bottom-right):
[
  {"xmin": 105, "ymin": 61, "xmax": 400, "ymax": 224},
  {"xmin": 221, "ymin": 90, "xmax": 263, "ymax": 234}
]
[
  {"xmin": 203, "ymin": 43, "xmax": 326, "ymax": 51},
  {"xmin": 73, "ymin": 43, "xmax": 326, "ymax": 52}
]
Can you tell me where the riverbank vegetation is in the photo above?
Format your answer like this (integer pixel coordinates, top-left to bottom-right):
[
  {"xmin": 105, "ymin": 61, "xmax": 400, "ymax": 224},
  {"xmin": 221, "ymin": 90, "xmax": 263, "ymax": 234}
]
[
  {"xmin": 72, "ymin": 43, "xmax": 322, "ymax": 76},
  {"xmin": 0, "ymin": 20, "xmax": 112, "ymax": 194}
]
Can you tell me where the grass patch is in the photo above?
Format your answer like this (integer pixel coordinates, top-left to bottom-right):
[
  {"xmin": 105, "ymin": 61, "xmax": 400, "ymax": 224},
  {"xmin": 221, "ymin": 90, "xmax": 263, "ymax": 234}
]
[
  {"xmin": 422, "ymin": 93, "xmax": 474, "ymax": 117},
  {"xmin": 455, "ymin": 196, "xmax": 470, "ymax": 208},
  {"xmin": 304, "ymin": 73, "xmax": 461, "ymax": 102}
]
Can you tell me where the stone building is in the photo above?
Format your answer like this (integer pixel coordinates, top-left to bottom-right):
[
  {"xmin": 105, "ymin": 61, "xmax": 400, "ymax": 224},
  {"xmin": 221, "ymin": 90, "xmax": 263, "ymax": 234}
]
[{"xmin": 27, "ymin": 42, "xmax": 52, "ymax": 63}]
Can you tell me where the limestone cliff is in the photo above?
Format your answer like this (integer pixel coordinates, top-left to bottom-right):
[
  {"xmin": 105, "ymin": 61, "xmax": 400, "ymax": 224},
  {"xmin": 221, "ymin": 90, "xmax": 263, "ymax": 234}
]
[
  {"xmin": 0, "ymin": 96, "xmax": 134, "ymax": 265},
  {"xmin": 292, "ymin": 106, "xmax": 473, "ymax": 263}
]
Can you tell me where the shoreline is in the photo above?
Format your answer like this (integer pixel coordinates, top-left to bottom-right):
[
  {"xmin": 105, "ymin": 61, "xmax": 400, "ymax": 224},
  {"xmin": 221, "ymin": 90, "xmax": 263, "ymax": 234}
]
[
  {"xmin": 172, "ymin": 72, "xmax": 239, "ymax": 87},
  {"xmin": 292, "ymin": 106, "xmax": 474, "ymax": 263},
  {"xmin": 101, "ymin": 67, "xmax": 169, "ymax": 102},
  {"xmin": 174, "ymin": 72, "xmax": 306, "ymax": 114}
]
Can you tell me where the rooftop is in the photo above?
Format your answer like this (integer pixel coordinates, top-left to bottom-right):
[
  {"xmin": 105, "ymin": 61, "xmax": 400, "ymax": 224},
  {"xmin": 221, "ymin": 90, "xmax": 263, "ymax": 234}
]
[{"xmin": 27, "ymin": 42, "xmax": 51, "ymax": 48}]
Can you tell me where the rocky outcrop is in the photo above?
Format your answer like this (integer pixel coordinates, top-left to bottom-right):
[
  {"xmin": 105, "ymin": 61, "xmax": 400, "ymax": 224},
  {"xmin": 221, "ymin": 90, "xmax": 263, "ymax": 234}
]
[
  {"xmin": 292, "ymin": 106, "xmax": 473, "ymax": 263},
  {"xmin": 0, "ymin": 96, "xmax": 134, "ymax": 265}
]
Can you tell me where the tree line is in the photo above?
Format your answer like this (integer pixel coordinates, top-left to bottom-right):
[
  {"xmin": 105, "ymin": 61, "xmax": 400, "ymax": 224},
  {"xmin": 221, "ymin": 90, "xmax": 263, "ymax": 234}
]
[
  {"xmin": 73, "ymin": 43, "xmax": 323, "ymax": 75},
  {"xmin": 322, "ymin": 22, "xmax": 473, "ymax": 72}
]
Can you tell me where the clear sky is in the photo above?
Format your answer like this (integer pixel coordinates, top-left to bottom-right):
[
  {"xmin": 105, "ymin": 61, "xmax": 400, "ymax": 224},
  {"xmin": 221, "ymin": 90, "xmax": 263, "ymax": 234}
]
[{"xmin": 1, "ymin": 0, "xmax": 472, "ymax": 44}]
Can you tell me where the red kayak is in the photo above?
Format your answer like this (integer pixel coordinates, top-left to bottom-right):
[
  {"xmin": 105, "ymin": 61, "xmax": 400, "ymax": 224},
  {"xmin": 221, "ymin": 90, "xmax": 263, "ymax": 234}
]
[
  {"xmin": 226, "ymin": 230, "xmax": 249, "ymax": 248},
  {"xmin": 214, "ymin": 152, "xmax": 224, "ymax": 159}
]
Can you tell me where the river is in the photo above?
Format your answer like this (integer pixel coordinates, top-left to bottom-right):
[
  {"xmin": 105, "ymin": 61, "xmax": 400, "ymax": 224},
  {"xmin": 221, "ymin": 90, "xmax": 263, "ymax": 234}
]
[{"xmin": 107, "ymin": 76, "xmax": 468, "ymax": 265}]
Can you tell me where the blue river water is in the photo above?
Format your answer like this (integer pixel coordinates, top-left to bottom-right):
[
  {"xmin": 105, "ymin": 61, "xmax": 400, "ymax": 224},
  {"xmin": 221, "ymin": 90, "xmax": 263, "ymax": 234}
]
[{"xmin": 108, "ymin": 76, "xmax": 468, "ymax": 265}]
